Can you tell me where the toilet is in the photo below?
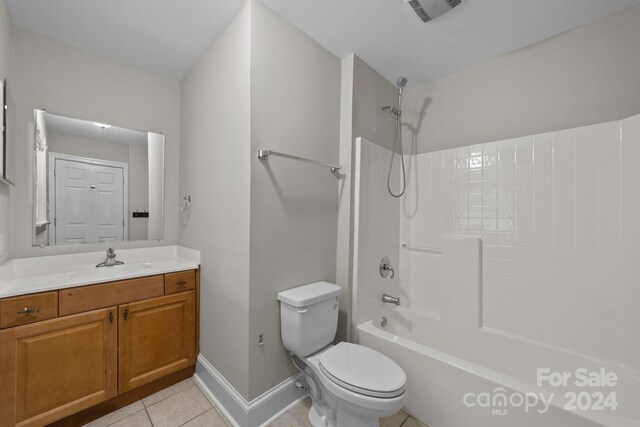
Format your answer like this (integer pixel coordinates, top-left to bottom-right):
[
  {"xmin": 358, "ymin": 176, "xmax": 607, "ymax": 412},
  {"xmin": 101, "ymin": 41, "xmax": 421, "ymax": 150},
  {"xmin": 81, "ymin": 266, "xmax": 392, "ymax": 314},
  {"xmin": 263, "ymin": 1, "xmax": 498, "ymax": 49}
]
[{"xmin": 278, "ymin": 282, "xmax": 407, "ymax": 427}]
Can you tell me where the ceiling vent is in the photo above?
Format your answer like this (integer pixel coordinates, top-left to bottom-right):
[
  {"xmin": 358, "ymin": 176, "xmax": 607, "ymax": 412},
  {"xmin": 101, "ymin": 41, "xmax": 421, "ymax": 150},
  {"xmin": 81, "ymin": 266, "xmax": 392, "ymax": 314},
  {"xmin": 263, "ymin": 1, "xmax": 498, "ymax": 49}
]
[{"xmin": 405, "ymin": 0, "xmax": 462, "ymax": 22}]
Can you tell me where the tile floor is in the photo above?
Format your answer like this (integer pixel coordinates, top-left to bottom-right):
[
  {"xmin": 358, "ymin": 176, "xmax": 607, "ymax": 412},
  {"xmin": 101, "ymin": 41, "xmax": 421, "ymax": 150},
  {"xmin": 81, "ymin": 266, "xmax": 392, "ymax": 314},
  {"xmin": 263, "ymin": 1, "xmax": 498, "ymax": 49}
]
[{"xmin": 84, "ymin": 376, "xmax": 428, "ymax": 427}]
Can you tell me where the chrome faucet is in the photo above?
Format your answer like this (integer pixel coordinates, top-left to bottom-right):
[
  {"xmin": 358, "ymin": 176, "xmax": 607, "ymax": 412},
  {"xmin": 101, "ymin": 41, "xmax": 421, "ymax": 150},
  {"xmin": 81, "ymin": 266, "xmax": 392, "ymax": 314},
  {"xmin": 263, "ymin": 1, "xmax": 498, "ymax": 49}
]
[
  {"xmin": 382, "ymin": 294, "xmax": 401, "ymax": 306},
  {"xmin": 96, "ymin": 248, "xmax": 124, "ymax": 268}
]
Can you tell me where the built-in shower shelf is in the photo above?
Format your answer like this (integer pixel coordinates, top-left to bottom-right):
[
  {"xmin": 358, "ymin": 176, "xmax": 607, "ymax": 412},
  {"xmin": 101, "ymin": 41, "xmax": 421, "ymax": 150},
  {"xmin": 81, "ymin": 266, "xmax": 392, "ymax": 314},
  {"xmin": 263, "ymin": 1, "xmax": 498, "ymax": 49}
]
[{"xmin": 401, "ymin": 244, "xmax": 443, "ymax": 255}]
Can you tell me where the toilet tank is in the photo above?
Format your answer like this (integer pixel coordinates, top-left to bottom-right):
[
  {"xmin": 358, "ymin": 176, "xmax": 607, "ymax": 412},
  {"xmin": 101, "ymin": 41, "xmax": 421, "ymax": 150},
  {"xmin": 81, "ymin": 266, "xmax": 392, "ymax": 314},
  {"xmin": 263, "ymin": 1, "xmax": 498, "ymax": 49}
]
[{"xmin": 277, "ymin": 282, "xmax": 342, "ymax": 357}]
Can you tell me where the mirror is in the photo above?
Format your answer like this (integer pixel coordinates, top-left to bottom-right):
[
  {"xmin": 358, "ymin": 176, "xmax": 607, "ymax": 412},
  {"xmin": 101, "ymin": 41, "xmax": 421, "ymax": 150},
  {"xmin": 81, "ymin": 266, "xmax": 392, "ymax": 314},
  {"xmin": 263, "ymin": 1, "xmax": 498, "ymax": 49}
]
[{"xmin": 33, "ymin": 110, "xmax": 165, "ymax": 246}]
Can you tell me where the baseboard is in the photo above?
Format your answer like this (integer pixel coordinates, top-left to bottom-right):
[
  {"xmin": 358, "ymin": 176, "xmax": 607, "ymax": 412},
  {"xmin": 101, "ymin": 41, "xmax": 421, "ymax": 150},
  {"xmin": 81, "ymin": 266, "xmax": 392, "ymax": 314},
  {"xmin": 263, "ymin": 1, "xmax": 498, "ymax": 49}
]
[{"xmin": 194, "ymin": 354, "xmax": 307, "ymax": 427}]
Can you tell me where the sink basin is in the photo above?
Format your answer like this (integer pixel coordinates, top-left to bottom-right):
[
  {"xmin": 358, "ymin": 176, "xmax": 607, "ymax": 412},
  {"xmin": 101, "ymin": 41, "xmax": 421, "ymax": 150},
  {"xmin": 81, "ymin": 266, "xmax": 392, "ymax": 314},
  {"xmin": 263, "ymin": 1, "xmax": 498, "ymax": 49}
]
[
  {"xmin": 107, "ymin": 263, "xmax": 152, "ymax": 274},
  {"xmin": 70, "ymin": 263, "xmax": 152, "ymax": 280}
]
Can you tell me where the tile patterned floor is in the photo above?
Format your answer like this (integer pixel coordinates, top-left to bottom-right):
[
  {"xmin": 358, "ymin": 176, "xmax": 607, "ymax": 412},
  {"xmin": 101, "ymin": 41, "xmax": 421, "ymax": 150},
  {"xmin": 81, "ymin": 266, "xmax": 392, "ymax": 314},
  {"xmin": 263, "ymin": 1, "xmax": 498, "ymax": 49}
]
[{"xmin": 84, "ymin": 376, "xmax": 428, "ymax": 427}]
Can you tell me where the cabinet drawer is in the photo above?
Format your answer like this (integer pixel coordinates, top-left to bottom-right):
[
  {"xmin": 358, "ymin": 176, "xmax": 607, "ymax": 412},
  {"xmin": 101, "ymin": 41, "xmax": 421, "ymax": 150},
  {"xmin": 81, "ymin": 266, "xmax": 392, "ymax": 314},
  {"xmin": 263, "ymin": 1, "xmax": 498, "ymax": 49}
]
[
  {"xmin": 0, "ymin": 292, "xmax": 58, "ymax": 328},
  {"xmin": 59, "ymin": 275, "xmax": 165, "ymax": 316},
  {"xmin": 164, "ymin": 270, "xmax": 196, "ymax": 295}
]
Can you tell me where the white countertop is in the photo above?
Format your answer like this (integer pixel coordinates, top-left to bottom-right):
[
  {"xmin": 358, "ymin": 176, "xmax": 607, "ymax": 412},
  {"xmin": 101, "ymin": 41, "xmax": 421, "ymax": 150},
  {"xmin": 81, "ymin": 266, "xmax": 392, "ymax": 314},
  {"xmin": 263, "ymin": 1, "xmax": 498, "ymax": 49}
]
[{"xmin": 0, "ymin": 245, "xmax": 200, "ymax": 299}]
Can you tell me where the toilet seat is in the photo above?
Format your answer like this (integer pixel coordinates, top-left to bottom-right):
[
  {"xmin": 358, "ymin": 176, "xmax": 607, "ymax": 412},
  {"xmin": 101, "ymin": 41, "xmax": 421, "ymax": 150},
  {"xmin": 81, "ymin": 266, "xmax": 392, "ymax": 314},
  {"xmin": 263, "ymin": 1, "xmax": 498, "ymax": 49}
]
[{"xmin": 318, "ymin": 342, "xmax": 407, "ymax": 398}]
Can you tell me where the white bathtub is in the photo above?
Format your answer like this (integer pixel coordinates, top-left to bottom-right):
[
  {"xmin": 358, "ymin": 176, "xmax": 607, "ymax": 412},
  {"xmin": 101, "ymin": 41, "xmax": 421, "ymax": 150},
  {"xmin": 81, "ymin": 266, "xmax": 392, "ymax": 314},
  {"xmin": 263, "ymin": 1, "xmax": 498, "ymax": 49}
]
[
  {"xmin": 357, "ymin": 314, "xmax": 640, "ymax": 427},
  {"xmin": 352, "ymin": 140, "xmax": 640, "ymax": 426}
]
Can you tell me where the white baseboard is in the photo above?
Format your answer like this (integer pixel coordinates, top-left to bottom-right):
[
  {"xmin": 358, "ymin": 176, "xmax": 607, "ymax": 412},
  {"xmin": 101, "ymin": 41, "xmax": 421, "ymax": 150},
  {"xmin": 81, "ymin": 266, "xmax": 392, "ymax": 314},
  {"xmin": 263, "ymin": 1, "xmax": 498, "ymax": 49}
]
[{"xmin": 194, "ymin": 354, "xmax": 307, "ymax": 427}]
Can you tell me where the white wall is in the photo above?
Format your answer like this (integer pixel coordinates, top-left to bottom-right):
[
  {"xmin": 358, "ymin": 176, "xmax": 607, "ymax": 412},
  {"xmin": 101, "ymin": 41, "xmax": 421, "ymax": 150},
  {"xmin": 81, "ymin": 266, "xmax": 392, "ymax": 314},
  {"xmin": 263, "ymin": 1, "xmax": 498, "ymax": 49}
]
[
  {"xmin": 0, "ymin": 0, "xmax": 12, "ymax": 265},
  {"xmin": 402, "ymin": 4, "xmax": 640, "ymax": 154},
  {"xmin": 248, "ymin": 0, "xmax": 340, "ymax": 400},
  {"xmin": 10, "ymin": 27, "xmax": 180, "ymax": 258},
  {"xmin": 179, "ymin": 3, "xmax": 252, "ymax": 399},
  {"xmin": 399, "ymin": 114, "xmax": 640, "ymax": 372}
]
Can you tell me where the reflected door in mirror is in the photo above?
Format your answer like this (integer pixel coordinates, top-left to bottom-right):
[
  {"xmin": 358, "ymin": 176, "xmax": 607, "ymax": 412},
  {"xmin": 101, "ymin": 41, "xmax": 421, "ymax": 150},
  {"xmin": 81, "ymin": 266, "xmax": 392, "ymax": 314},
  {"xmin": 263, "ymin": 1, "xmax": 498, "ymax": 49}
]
[{"xmin": 54, "ymin": 158, "xmax": 126, "ymax": 244}]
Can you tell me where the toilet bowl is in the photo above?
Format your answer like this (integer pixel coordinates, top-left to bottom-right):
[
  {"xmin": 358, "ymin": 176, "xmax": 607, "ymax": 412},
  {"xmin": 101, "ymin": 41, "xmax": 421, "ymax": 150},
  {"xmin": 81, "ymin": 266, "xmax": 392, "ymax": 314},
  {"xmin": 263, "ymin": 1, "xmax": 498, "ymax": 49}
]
[
  {"xmin": 302, "ymin": 342, "xmax": 407, "ymax": 427},
  {"xmin": 278, "ymin": 282, "xmax": 407, "ymax": 427}
]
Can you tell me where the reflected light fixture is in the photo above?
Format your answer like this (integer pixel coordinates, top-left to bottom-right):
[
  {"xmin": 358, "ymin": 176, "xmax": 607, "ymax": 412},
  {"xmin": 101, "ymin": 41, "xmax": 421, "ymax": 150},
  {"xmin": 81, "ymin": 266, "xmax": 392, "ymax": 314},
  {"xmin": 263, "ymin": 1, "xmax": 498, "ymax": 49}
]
[{"xmin": 93, "ymin": 122, "xmax": 111, "ymax": 129}]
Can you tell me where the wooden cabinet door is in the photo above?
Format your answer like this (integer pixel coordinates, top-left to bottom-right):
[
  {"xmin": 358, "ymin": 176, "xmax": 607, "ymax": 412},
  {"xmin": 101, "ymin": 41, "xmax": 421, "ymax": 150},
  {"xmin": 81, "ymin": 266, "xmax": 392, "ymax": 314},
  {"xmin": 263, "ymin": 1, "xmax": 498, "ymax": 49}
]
[
  {"xmin": 119, "ymin": 292, "xmax": 195, "ymax": 393},
  {"xmin": 0, "ymin": 307, "xmax": 117, "ymax": 427}
]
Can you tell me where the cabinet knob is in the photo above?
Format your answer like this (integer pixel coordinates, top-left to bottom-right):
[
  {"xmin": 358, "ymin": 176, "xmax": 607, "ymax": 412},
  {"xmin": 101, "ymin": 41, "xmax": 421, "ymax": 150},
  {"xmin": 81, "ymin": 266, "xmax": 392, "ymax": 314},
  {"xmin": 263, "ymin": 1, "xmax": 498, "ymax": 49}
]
[
  {"xmin": 177, "ymin": 281, "xmax": 187, "ymax": 286},
  {"xmin": 17, "ymin": 307, "xmax": 40, "ymax": 315}
]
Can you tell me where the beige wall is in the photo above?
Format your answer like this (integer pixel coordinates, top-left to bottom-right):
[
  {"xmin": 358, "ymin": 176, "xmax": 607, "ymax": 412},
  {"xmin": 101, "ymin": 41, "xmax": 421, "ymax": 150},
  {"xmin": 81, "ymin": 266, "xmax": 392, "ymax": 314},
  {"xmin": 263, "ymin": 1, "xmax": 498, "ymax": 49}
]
[
  {"xmin": 10, "ymin": 27, "xmax": 181, "ymax": 258},
  {"xmin": 336, "ymin": 54, "xmax": 397, "ymax": 341},
  {"xmin": 47, "ymin": 132, "xmax": 130, "ymax": 163},
  {"xmin": 403, "ymin": 4, "xmax": 640, "ymax": 154},
  {"xmin": 179, "ymin": 3, "xmax": 252, "ymax": 398},
  {"xmin": 352, "ymin": 57, "xmax": 399, "ymax": 151},
  {"xmin": 248, "ymin": 0, "xmax": 341, "ymax": 400},
  {"xmin": 0, "ymin": 0, "xmax": 11, "ymax": 265}
]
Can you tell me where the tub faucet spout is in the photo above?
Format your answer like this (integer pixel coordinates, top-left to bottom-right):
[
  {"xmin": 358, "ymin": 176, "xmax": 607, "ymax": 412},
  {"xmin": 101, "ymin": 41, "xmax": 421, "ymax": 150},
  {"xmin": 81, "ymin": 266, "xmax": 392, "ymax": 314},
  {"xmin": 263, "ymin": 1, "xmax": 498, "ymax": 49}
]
[{"xmin": 382, "ymin": 294, "xmax": 401, "ymax": 306}]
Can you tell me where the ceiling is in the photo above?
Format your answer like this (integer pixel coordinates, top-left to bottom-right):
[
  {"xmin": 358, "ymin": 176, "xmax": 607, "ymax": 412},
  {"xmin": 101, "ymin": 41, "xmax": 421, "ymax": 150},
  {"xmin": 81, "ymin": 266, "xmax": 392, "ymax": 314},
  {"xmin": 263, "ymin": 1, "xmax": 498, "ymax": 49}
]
[
  {"xmin": 7, "ymin": 0, "xmax": 640, "ymax": 85},
  {"xmin": 259, "ymin": 0, "xmax": 640, "ymax": 86},
  {"xmin": 44, "ymin": 112, "xmax": 149, "ymax": 147},
  {"xmin": 6, "ymin": 0, "xmax": 247, "ymax": 79}
]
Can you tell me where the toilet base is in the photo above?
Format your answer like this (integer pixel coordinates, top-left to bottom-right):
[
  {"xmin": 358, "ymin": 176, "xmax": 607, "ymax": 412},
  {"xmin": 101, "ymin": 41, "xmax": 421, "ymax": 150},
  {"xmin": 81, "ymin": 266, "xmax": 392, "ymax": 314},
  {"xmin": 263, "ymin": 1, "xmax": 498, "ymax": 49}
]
[
  {"xmin": 308, "ymin": 402, "xmax": 379, "ymax": 427},
  {"xmin": 335, "ymin": 406, "xmax": 379, "ymax": 427},
  {"xmin": 308, "ymin": 405, "xmax": 325, "ymax": 427}
]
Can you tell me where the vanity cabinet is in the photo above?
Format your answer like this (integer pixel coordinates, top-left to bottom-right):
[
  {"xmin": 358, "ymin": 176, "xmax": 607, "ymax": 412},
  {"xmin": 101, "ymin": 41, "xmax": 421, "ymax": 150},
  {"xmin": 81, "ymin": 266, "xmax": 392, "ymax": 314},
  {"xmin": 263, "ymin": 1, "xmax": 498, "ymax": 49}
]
[
  {"xmin": 119, "ymin": 291, "xmax": 195, "ymax": 393},
  {"xmin": 0, "ymin": 269, "xmax": 199, "ymax": 427},
  {"xmin": 0, "ymin": 307, "xmax": 117, "ymax": 427}
]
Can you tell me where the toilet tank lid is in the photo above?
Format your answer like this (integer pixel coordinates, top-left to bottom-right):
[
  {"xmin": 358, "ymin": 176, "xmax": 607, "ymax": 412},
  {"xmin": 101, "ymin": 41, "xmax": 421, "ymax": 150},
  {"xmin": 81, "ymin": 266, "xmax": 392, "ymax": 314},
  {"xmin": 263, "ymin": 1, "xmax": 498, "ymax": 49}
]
[{"xmin": 277, "ymin": 282, "xmax": 342, "ymax": 307}]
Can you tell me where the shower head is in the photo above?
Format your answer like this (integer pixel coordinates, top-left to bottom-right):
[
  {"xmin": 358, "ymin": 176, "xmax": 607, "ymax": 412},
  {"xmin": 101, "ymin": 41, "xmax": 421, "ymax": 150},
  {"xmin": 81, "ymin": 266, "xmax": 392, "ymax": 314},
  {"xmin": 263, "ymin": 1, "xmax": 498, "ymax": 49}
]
[{"xmin": 396, "ymin": 76, "xmax": 408, "ymax": 88}]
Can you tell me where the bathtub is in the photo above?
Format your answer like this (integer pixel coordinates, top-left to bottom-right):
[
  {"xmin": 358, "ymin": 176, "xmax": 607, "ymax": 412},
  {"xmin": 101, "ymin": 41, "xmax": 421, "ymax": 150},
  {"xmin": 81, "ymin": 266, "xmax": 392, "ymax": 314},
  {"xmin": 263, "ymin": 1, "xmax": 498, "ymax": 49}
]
[
  {"xmin": 352, "ymin": 139, "xmax": 640, "ymax": 426},
  {"xmin": 357, "ymin": 313, "xmax": 640, "ymax": 427}
]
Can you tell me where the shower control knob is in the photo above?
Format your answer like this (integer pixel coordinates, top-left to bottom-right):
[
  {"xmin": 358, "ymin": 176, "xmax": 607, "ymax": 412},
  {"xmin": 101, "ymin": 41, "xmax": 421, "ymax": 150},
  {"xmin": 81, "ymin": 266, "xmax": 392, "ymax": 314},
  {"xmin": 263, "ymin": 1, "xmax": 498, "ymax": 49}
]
[{"xmin": 379, "ymin": 257, "xmax": 395, "ymax": 279}]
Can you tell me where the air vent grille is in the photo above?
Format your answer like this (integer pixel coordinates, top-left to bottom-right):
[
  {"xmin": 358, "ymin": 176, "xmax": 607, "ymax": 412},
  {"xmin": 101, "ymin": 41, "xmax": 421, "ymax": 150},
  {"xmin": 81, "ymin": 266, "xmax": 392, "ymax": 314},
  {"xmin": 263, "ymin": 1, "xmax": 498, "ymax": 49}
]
[
  {"xmin": 406, "ymin": 0, "xmax": 462, "ymax": 23},
  {"xmin": 407, "ymin": 0, "xmax": 432, "ymax": 22}
]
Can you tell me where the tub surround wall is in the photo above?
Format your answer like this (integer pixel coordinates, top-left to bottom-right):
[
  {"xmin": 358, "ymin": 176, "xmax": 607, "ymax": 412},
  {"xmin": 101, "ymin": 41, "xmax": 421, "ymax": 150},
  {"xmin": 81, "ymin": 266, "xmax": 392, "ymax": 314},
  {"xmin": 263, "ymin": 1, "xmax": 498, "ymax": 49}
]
[
  {"xmin": 0, "ymin": 0, "xmax": 12, "ymax": 266},
  {"xmin": 10, "ymin": 26, "xmax": 181, "ymax": 258},
  {"xmin": 399, "ymin": 113, "xmax": 640, "ymax": 372},
  {"xmin": 352, "ymin": 139, "xmax": 400, "ymax": 328},
  {"xmin": 354, "ymin": 134, "xmax": 640, "ymax": 427},
  {"xmin": 402, "ymin": 3, "xmax": 640, "ymax": 154},
  {"xmin": 337, "ymin": 55, "xmax": 397, "ymax": 341}
]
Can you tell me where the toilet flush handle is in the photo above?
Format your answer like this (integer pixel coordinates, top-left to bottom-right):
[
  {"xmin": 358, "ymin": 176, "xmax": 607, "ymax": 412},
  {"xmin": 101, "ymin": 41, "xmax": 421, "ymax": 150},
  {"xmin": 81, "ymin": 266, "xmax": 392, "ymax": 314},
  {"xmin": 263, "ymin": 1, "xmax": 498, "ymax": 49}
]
[{"xmin": 297, "ymin": 308, "xmax": 308, "ymax": 314}]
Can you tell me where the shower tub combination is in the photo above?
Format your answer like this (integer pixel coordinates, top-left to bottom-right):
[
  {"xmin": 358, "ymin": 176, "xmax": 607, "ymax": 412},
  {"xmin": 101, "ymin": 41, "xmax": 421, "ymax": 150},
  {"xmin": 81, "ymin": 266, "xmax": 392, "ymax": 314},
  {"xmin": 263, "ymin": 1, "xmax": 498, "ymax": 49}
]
[{"xmin": 352, "ymin": 137, "xmax": 640, "ymax": 427}]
